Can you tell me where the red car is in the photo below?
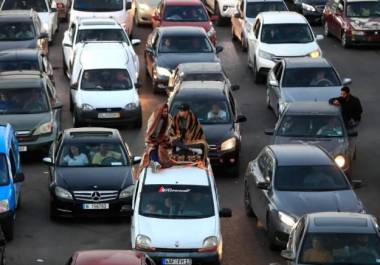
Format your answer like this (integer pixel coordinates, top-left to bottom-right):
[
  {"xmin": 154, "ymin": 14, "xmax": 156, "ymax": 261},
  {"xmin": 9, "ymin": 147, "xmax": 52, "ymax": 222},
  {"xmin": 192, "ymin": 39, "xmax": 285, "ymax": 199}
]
[
  {"xmin": 151, "ymin": 0, "xmax": 218, "ymax": 44},
  {"xmin": 323, "ymin": 0, "xmax": 380, "ymax": 48},
  {"xmin": 67, "ymin": 250, "xmax": 155, "ymax": 265}
]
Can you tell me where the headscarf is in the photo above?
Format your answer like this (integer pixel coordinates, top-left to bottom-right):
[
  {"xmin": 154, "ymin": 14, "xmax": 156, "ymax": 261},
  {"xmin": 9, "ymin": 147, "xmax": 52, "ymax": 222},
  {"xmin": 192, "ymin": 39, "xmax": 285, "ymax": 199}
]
[{"xmin": 170, "ymin": 110, "xmax": 205, "ymax": 144}]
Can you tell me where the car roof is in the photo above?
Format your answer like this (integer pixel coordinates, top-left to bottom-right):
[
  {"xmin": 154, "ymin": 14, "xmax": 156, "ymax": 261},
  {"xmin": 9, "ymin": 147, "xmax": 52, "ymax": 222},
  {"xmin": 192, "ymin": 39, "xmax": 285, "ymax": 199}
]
[
  {"xmin": 77, "ymin": 17, "xmax": 121, "ymax": 29},
  {"xmin": 144, "ymin": 166, "xmax": 210, "ymax": 186},
  {"xmin": 0, "ymin": 71, "xmax": 42, "ymax": 88},
  {"xmin": 74, "ymin": 250, "xmax": 143, "ymax": 265},
  {"xmin": 259, "ymin": 11, "xmax": 307, "ymax": 24},
  {"xmin": 177, "ymin": 62, "xmax": 223, "ymax": 73},
  {"xmin": 306, "ymin": 212, "xmax": 377, "ymax": 234},
  {"xmin": 0, "ymin": 124, "xmax": 12, "ymax": 154},
  {"xmin": 175, "ymin": 81, "xmax": 227, "ymax": 98},
  {"xmin": 284, "ymin": 102, "xmax": 341, "ymax": 116},
  {"xmin": 159, "ymin": 26, "xmax": 206, "ymax": 36},
  {"xmin": 268, "ymin": 144, "xmax": 332, "ymax": 166},
  {"xmin": 0, "ymin": 10, "xmax": 36, "ymax": 19},
  {"xmin": 283, "ymin": 57, "xmax": 331, "ymax": 68},
  {"xmin": 0, "ymin": 49, "xmax": 39, "ymax": 61},
  {"xmin": 164, "ymin": 0, "xmax": 204, "ymax": 5},
  {"xmin": 63, "ymin": 127, "xmax": 121, "ymax": 142}
]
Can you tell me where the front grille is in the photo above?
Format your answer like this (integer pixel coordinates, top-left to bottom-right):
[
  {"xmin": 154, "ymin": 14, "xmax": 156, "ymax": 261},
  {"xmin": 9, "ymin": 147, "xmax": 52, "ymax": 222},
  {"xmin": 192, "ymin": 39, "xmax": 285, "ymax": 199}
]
[
  {"xmin": 73, "ymin": 190, "xmax": 119, "ymax": 202},
  {"xmin": 96, "ymin": 108, "xmax": 122, "ymax": 112},
  {"xmin": 155, "ymin": 248, "xmax": 199, "ymax": 253}
]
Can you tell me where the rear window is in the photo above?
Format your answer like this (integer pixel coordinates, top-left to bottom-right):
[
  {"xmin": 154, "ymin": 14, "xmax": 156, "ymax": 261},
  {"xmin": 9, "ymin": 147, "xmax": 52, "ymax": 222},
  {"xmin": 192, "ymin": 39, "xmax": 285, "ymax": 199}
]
[
  {"xmin": 80, "ymin": 69, "xmax": 133, "ymax": 91},
  {"xmin": 164, "ymin": 5, "xmax": 208, "ymax": 22},
  {"xmin": 0, "ymin": 154, "xmax": 9, "ymax": 186}
]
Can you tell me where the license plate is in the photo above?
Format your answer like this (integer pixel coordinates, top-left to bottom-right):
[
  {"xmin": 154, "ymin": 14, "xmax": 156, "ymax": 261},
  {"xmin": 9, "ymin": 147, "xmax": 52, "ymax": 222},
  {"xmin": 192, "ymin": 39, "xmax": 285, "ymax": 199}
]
[
  {"xmin": 82, "ymin": 203, "xmax": 109, "ymax": 210},
  {"xmin": 18, "ymin": 146, "xmax": 27, "ymax": 152},
  {"xmin": 162, "ymin": 259, "xmax": 192, "ymax": 265},
  {"xmin": 98, "ymin": 112, "xmax": 120, "ymax": 119}
]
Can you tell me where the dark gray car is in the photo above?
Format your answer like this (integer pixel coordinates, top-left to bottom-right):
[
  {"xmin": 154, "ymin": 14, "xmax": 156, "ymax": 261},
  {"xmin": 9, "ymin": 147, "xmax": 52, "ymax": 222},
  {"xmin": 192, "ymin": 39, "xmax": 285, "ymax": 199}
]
[
  {"xmin": 264, "ymin": 102, "xmax": 358, "ymax": 174},
  {"xmin": 244, "ymin": 144, "xmax": 365, "ymax": 249},
  {"xmin": 266, "ymin": 57, "xmax": 351, "ymax": 117},
  {"xmin": 280, "ymin": 212, "xmax": 380, "ymax": 265}
]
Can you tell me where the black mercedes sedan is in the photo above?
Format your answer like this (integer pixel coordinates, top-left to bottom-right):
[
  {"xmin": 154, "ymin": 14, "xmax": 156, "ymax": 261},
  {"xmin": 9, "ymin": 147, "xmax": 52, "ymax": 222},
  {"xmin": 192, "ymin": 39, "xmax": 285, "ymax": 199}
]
[
  {"xmin": 42, "ymin": 127, "xmax": 141, "ymax": 220},
  {"xmin": 168, "ymin": 80, "xmax": 246, "ymax": 177},
  {"xmin": 145, "ymin": 26, "xmax": 223, "ymax": 93}
]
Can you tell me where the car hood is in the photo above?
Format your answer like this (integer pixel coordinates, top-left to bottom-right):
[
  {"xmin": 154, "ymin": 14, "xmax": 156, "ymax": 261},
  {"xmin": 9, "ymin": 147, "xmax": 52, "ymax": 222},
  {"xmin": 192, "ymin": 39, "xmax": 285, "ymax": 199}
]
[
  {"xmin": 261, "ymin": 42, "xmax": 320, "ymax": 57},
  {"xmin": 78, "ymin": 89, "xmax": 139, "ymax": 108},
  {"xmin": 348, "ymin": 17, "xmax": 380, "ymax": 31},
  {"xmin": 0, "ymin": 40, "xmax": 36, "ymax": 51},
  {"xmin": 202, "ymin": 123, "xmax": 234, "ymax": 146},
  {"xmin": 138, "ymin": 215, "xmax": 216, "ymax": 248},
  {"xmin": 274, "ymin": 190, "xmax": 364, "ymax": 218},
  {"xmin": 281, "ymin": 86, "xmax": 341, "ymax": 102},
  {"xmin": 273, "ymin": 136, "xmax": 348, "ymax": 157},
  {"xmin": 0, "ymin": 112, "xmax": 52, "ymax": 131},
  {"xmin": 55, "ymin": 166, "xmax": 133, "ymax": 190},
  {"xmin": 160, "ymin": 21, "xmax": 211, "ymax": 32},
  {"xmin": 157, "ymin": 53, "xmax": 219, "ymax": 70}
]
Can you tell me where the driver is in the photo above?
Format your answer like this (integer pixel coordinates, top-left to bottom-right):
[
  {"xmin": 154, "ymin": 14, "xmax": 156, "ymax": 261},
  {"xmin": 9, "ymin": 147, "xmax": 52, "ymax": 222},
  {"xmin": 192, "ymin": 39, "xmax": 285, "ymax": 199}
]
[
  {"xmin": 92, "ymin": 144, "xmax": 122, "ymax": 165},
  {"xmin": 316, "ymin": 118, "xmax": 342, "ymax": 136},
  {"xmin": 207, "ymin": 104, "xmax": 227, "ymax": 121},
  {"xmin": 302, "ymin": 236, "xmax": 333, "ymax": 263},
  {"xmin": 310, "ymin": 70, "xmax": 332, "ymax": 86}
]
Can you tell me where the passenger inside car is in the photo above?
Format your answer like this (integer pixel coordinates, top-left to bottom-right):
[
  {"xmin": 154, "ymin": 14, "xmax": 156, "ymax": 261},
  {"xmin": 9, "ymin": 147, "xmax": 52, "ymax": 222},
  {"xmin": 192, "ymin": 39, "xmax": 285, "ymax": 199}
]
[
  {"xmin": 302, "ymin": 236, "xmax": 333, "ymax": 263},
  {"xmin": 92, "ymin": 144, "xmax": 122, "ymax": 165},
  {"xmin": 207, "ymin": 104, "xmax": 227, "ymax": 121},
  {"xmin": 62, "ymin": 145, "xmax": 89, "ymax": 166},
  {"xmin": 317, "ymin": 118, "xmax": 343, "ymax": 136}
]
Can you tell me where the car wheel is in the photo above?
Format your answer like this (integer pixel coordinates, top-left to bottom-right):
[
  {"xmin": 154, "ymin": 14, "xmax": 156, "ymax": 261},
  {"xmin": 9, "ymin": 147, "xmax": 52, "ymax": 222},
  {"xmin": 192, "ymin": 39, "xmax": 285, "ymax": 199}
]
[
  {"xmin": 49, "ymin": 203, "xmax": 59, "ymax": 222},
  {"xmin": 267, "ymin": 214, "xmax": 279, "ymax": 250},
  {"xmin": 2, "ymin": 214, "xmax": 15, "ymax": 241},
  {"xmin": 341, "ymin": 32, "xmax": 350, "ymax": 48},
  {"xmin": 324, "ymin": 21, "xmax": 331, "ymax": 37},
  {"xmin": 17, "ymin": 193, "xmax": 21, "ymax": 210},
  {"xmin": 244, "ymin": 182, "xmax": 256, "ymax": 217},
  {"xmin": 253, "ymin": 57, "xmax": 263, "ymax": 84},
  {"xmin": 266, "ymin": 89, "xmax": 272, "ymax": 109}
]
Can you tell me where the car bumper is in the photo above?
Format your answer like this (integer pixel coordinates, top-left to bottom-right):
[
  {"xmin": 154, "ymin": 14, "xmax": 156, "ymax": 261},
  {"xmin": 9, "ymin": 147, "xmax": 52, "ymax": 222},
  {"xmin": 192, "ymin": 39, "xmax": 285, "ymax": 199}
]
[
  {"xmin": 16, "ymin": 132, "xmax": 56, "ymax": 152},
  {"xmin": 76, "ymin": 107, "xmax": 141, "ymax": 125},
  {"xmin": 146, "ymin": 250, "xmax": 220, "ymax": 265},
  {"xmin": 208, "ymin": 148, "xmax": 239, "ymax": 167},
  {"xmin": 348, "ymin": 33, "xmax": 380, "ymax": 44}
]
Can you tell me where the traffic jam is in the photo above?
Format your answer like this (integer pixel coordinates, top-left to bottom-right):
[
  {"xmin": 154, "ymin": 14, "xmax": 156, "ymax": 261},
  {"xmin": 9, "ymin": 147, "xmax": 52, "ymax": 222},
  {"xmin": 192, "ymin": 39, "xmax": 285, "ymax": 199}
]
[{"xmin": 0, "ymin": 0, "xmax": 379, "ymax": 264}]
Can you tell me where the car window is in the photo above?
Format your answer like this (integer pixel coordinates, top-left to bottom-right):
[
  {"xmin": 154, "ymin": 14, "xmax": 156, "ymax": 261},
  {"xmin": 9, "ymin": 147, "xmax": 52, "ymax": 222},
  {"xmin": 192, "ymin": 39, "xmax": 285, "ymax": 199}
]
[
  {"xmin": 0, "ymin": 60, "xmax": 39, "ymax": 72},
  {"xmin": 73, "ymin": 0, "xmax": 123, "ymax": 12},
  {"xmin": 282, "ymin": 67, "xmax": 341, "ymax": 87},
  {"xmin": 0, "ymin": 87, "xmax": 49, "ymax": 114},
  {"xmin": 139, "ymin": 185, "xmax": 215, "ymax": 219},
  {"xmin": 346, "ymin": 1, "xmax": 380, "ymax": 17},
  {"xmin": 80, "ymin": 69, "xmax": 133, "ymax": 91},
  {"xmin": 0, "ymin": 154, "xmax": 10, "ymax": 186},
  {"xmin": 261, "ymin": 23, "xmax": 314, "ymax": 44},
  {"xmin": 163, "ymin": 5, "xmax": 208, "ymax": 22},
  {"xmin": 76, "ymin": 29, "xmax": 128, "ymax": 43},
  {"xmin": 2, "ymin": 0, "xmax": 48, "ymax": 12},
  {"xmin": 246, "ymin": 1, "xmax": 288, "ymax": 18},
  {"xmin": 159, "ymin": 35, "xmax": 213, "ymax": 53},
  {"xmin": 0, "ymin": 21, "xmax": 35, "ymax": 41}
]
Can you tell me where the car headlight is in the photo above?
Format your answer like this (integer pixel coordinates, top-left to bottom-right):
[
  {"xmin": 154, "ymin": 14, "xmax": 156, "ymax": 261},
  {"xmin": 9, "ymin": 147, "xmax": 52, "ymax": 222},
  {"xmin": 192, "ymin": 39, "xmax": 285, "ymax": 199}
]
[
  {"xmin": 335, "ymin": 155, "xmax": 346, "ymax": 168},
  {"xmin": 278, "ymin": 211, "xmax": 296, "ymax": 227},
  {"xmin": 81, "ymin": 103, "xmax": 94, "ymax": 111},
  {"xmin": 0, "ymin": 200, "xmax": 9, "ymax": 213},
  {"xmin": 119, "ymin": 185, "xmax": 135, "ymax": 198},
  {"xmin": 352, "ymin": 30, "xmax": 365, "ymax": 36},
  {"xmin": 136, "ymin": 234, "xmax": 154, "ymax": 251},
  {"xmin": 220, "ymin": 138, "xmax": 236, "ymax": 151},
  {"xmin": 207, "ymin": 26, "xmax": 216, "ymax": 38},
  {"xmin": 258, "ymin": 49, "xmax": 275, "ymax": 61},
  {"xmin": 55, "ymin": 186, "xmax": 73, "ymax": 200},
  {"xmin": 302, "ymin": 3, "xmax": 316, "ymax": 11},
  {"xmin": 125, "ymin": 103, "xmax": 138, "ymax": 110},
  {"xmin": 199, "ymin": 236, "xmax": 219, "ymax": 252},
  {"xmin": 309, "ymin": 49, "xmax": 321, "ymax": 58},
  {"xmin": 156, "ymin": 66, "xmax": 171, "ymax": 77},
  {"xmin": 33, "ymin": 122, "xmax": 53, "ymax": 135}
]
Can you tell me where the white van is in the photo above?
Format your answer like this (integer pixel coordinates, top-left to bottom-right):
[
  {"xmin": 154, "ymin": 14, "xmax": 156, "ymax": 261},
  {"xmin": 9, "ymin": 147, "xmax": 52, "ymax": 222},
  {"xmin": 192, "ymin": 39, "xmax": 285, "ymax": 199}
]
[{"xmin": 70, "ymin": 0, "xmax": 133, "ymax": 35}]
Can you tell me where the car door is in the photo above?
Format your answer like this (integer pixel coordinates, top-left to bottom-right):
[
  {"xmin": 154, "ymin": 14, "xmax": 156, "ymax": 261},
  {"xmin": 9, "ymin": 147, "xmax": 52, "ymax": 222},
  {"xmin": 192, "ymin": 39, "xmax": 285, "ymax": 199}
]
[
  {"xmin": 62, "ymin": 22, "xmax": 75, "ymax": 71},
  {"xmin": 227, "ymin": 90, "xmax": 241, "ymax": 140},
  {"xmin": 248, "ymin": 19, "xmax": 261, "ymax": 62}
]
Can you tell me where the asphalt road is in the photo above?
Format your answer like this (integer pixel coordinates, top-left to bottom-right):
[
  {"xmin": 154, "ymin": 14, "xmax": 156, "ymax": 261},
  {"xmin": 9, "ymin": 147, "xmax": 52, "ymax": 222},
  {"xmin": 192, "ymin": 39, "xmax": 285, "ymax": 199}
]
[{"xmin": 5, "ymin": 19, "xmax": 380, "ymax": 265}]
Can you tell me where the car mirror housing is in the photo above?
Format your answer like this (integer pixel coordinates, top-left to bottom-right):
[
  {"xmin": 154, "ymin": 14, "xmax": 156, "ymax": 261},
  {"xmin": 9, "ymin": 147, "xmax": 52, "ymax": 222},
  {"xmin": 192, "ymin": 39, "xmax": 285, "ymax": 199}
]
[
  {"xmin": 43, "ymin": 157, "xmax": 54, "ymax": 166},
  {"xmin": 132, "ymin": 156, "xmax": 142, "ymax": 165},
  {"xmin": 70, "ymin": 83, "xmax": 78, "ymax": 90},
  {"xmin": 281, "ymin": 250, "xmax": 295, "ymax": 261},
  {"xmin": 126, "ymin": 0, "xmax": 132, "ymax": 10},
  {"xmin": 123, "ymin": 205, "xmax": 134, "ymax": 215},
  {"xmin": 215, "ymin": 45, "xmax": 223, "ymax": 54},
  {"xmin": 342, "ymin": 78, "xmax": 352, "ymax": 85},
  {"xmin": 53, "ymin": 101, "xmax": 63, "ymax": 109},
  {"xmin": 14, "ymin": 172, "xmax": 25, "ymax": 183},
  {"xmin": 135, "ymin": 83, "xmax": 142, "ymax": 89},
  {"xmin": 235, "ymin": 114, "xmax": 247, "ymax": 123},
  {"xmin": 264, "ymin": 128, "xmax": 274, "ymax": 135},
  {"xmin": 152, "ymin": 14, "xmax": 161, "ymax": 21},
  {"xmin": 131, "ymin": 39, "xmax": 141, "ymax": 46},
  {"xmin": 256, "ymin": 181, "xmax": 270, "ymax": 190},
  {"xmin": 234, "ymin": 12, "xmax": 241, "ymax": 18},
  {"xmin": 219, "ymin": 208, "xmax": 232, "ymax": 218}
]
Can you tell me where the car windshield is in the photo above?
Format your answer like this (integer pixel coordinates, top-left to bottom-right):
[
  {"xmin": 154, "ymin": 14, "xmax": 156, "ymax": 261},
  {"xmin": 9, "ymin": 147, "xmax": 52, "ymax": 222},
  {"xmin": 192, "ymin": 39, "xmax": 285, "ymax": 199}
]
[
  {"xmin": 261, "ymin": 23, "xmax": 314, "ymax": 44},
  {"xmin": 0, "ymin": 22, "xmax": 35, "ymax": 41},
  {"xmin": 139, "ymin": 185, "xmax": 214, "ymax": 219},
  {"xmin": 2, "ymin": 0, "xmax": 48, "ymax": 12},
  {"xmin": 275, "ymin": 165, "xmax": 349, "ymax": 191},
  {"xmin": 282, "ymin": 67, "xmax": 341, "ymax": 87},
  {"xmin": 0, "ymin": 87, "xmax": 49, "ymax": 114},
  {"xmin": 246, "ymin": 2, "xmax": 287, "ymax": 18},
  {"xmin": 171, "ymin": 98, "xmax": 231, "ymax": 124},
  {"xmin": 299, "ymin": 233, "xmax": 380, "ymax": 264},
  {"xmin": 73, "ymin": 0, "xmax": 123, "ymax": 11},
  {"xmin": 76, "ymin": 29, "xmax": 128, "ymax": 43},
  {"xmin": 163, "ymin": 5, "xmax": 208, "ymax": 21},
  {"xmin": 0, "ymin": 154, "xmax": 9, "ymax": 186},
  {"xmin": 80, "ymin": 69, "xmax": 133, "ymax": 91},
  {"xmin": 278, "ymin": 115, "xmax": 344, "ymax": 138},
  {"xmin": 347, "ymin": 2, "xmax": 380, "ymax": 17},
  {"xmin": 58, "ymin": 142, "xmax": 128, "ymax": 167},
  {"xmin": 183, "ymin": 73, "xmax": 225, "ymax": 82},
  {"xmin": 158, "ymin": 36, "xmax": 213, "ymax": 53},
  {"xmin": 0, "ymin": 60, "xmax": 39, "ymax": 72}
]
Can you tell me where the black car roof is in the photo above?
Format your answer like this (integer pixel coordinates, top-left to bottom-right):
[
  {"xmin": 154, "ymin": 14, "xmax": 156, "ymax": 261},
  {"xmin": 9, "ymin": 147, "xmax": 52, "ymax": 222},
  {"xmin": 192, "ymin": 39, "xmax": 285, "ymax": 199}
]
[
  {"xmin": 268, "ymin": 144, "xmax": 333, "ymax": 166},
  {"xmin": 0, "ymin": 70, "xmax": 43, "ymax": 88},
  {"xmin": 283, "ymin": 57, "xmax": 331, "ymax": 69},
  {"xmin": 175, "ymin": 81, "xmax": 227, "ymax": 99},
  {"xmin": 159, "ymin": 26, "xmax": 206, "ymax": 36},
  {"xmin": 306, "ymin": 212, "xmax": 377, "ymax": 234},
  {"xmin": 62, "ymin": 127, "xmax": 121, "ymax": 143},
  {"xmin": 285, "ymin": 102, "xmax": 341, "ymax": 116},
  {"xmin": 0, "ymin": 49, "xmax": 40, "ymax": 61}
]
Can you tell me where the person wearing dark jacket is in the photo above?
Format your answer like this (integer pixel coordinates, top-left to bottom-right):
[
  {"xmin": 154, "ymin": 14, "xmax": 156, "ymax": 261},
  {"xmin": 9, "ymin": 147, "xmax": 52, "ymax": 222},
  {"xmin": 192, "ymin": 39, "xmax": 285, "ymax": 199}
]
[{"xmin": 329, "ymin": 86, "xmax": 362, "ymax": 128}]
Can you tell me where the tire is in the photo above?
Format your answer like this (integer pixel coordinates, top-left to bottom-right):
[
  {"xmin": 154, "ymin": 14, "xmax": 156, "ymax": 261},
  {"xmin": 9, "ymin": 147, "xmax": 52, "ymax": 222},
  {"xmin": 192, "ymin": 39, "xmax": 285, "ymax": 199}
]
[
  {"xmin": 267, "ymin": 214, "xmax": 279, "ymax": 250},
  {"xmin": 253, "ymin": 57, "xmax": 263, "ymax": 84},
  {"xmin": 49, "ymin": 203, "xmax": 59, "ymax": 222},
  {"xmin": 17, "ymin": 193, "xmax": 21, "ymax": 210},
  {"xmin": 324, "ymin": 21, "xmax": 331, "ymax": 37},
  {"xmin": 2, "ymin": 214, "xmax": 15, "ymax": 241},
  {"xmin": 244, "ymin": 182, "xmax": 256, "ymax": 217},
  {"xmin": 341, "ymin": 32, "xmax": 350, "ymax": 48}
]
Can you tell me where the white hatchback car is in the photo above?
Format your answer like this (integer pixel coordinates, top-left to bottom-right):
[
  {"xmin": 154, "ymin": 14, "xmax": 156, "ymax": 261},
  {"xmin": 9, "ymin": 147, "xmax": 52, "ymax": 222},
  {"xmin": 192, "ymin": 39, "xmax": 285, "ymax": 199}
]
[
  {"xmin": 62, "ymin": 17, "xmax": 140, "ymax": 78},
  {"xmin": 130, "ymin": 163, "xmax": 232, "ymax": 265},
  {"xmin": 70, "ymin": 42, "xmax": 142, "ymax": 127},
  {"xmin": 247, "ymin": 11, "xmax": 323, "ymax": 83}
]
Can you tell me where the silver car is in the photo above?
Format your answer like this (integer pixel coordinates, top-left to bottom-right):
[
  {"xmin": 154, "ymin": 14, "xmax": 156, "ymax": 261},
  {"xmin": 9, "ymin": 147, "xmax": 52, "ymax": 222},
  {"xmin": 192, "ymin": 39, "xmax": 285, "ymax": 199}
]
[
  {"xmin": 266, "ymin": 57, "xmax": 352, "ymax": 117},
  {"xmin": 264, "ymin": 102, "xmax": 358, "ymax": 174},
  {"xmin": 134, "ymin": 0, "xmax": 160, "ymax": 25},
  {"xmin": 244, "ymin": 144, "xmax": 364, "ymax": 249}
]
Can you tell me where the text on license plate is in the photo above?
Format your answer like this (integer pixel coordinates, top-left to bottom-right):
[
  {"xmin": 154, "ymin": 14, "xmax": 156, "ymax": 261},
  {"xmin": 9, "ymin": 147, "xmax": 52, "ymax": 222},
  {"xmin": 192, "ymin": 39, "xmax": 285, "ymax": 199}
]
[
  {"xmin": 18, "ymin": 146, "xmax": 27, "ymax": 152},
  {"xmin": 82, "ymin": 203, "xmax": 109, "ymax": 210},
  {"xmin": 98, "ymin": 112, "xmax": 120, "ymax": 119},
  {"xmin": 162, "ymin": 259, "xmax": 192, "ymax": 265}
]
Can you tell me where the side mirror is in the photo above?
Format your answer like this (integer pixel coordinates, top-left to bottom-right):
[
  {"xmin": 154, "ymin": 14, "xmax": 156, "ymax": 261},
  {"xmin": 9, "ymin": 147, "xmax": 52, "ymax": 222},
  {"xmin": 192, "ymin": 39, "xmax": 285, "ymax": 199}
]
[
  {"xmin": 70, "ymin": 83, "xmax": 78, "ymax": 90},
  {"xmin": 134, "ymin": 83, "xmax": 142, "ymax": 89},
  {"xmin": 215, "ymin": 45, "xmax": 223, "ymax": 54},
  {"xmin": 236, "ymin": 114, "xmax": 247, "ymax": 123},
  {"xmin": 342, "ymin": 78, "xmax": 352, "ymax": 85},
  {"xmin": 348, "ymin": 130, "xmax": 358, "ymax": 137},
  {"xmin": 231, "ymin": 84, "xmax": 240, "ymax": 91},
  {"xmin": 126, "ymin": 0, "xmax": 132, "ymax": 10},
  {"xmin": 281, "ymin": 250, "xmax": 295, "ymax": 261},
  {"xmin": 43, "ymin": 157, "xmax": 54, "ymax": 166},
  {"xmin": 269, "ymin": 80, "xmax": 278, "ymax": 87},
  {"xmin": 152, "ymin": 14, "xmax": 161, "ymax": 21},
  {"xmin": 351, "ymin": 179, "xmax": 362, "ymax": 189},
  {"xmin": 132, "ymin": 156, "xmax": 142, "ymax": 165},
  {"xmin": 14, "ymin": 172, "xmax": 25, "ymax": 183},
  {"xmin": 316, "ymin": 34, "xmax": 324, "ymax": 41},
  {"xmin": 211, "ymin": 15, "xmax": 219, "ymax": 22},
  {"xmin": 131, "ymin": 39, "xmax": 141, "ymax": 46},
  {"xmin": 39, "ymin": 32, "xmax": 49, "ymax": 39},
  {"xmin": 53, "ymin": 101, "xmax": 63, "ymax": 109},
  {"xmin": 219, "ymin": 208, "xmax": 232, "ymax": 218},
  {"xmin": 264, "ymin": 128, "xmax": 274, "ymax": 135},
  {"xmin": 256, "ymin": 181, "xmax": 270, "ymax": 190}
]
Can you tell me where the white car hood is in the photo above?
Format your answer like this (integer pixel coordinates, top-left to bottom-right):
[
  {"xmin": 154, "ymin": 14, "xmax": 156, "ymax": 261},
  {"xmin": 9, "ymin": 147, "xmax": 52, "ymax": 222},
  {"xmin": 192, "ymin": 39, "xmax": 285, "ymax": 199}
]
[
  {"xmin": 261, "ymin": 41, "xmax": 320, "ymax": 57},
  {"xmin": 138, "ymin": 215, "xmax": 217, "ymax": 248},
  {"xmin": 79, "ymin": 89, "xmax": 138, "ymax": 108}
]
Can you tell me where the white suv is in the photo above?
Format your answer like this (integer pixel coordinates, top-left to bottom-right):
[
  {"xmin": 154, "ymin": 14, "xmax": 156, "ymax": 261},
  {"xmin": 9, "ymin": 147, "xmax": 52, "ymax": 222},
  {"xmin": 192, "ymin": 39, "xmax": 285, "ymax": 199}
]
[
  {"xmin": 247, "ymin": 11, "xmax": 323, "ymax": 83},
  {"xmin": 70, "ymin": 42, "xmax": 142, "ymax": 127},
  {"xmin": 130, "ymin": 163, "xmax": 232, "ymax": 265},
  {"xmin": 62, "ymin": 17, "xmax": 140, "ymax": 78}
]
